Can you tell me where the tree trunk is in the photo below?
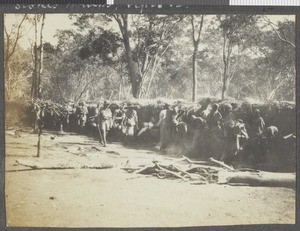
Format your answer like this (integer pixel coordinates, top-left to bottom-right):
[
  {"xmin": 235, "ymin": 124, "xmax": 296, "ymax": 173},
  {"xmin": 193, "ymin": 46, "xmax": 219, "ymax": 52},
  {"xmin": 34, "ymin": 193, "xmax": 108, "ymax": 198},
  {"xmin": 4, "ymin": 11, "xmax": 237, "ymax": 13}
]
[
  {"xmin": 4, "ymin": 63, "xmax": 10, "ymax": 101},
  {"xmin": 4, "ymin": 37, "xmax": 10, "ymax": 101},
  {"xmin": 37, "ymin": 14, "xmax": 45, "ymax": 99},
  {"xmin": 115, "ymin": 14, "xmax": 142, "ymax": 99},
  {"xmin": 190, "ymin": 15, "xmax": 204, "ymax": 102},
  {"xmin": 123, "ymin": 32, "xmax": 141, "ymax": 98},
  {"xmin": 192, "ymin": 49, "xmax": 198, "ymax": 102},
  {"xmin": 221, "ymin": 39, "xmax": 229, "ymax": 100},
  {"xmin": 221, "ymin": 74, "xmax": 228, "ymax": 99},
  {"xmin": 4, "ymin": 14, "xmax": 27, "ymax": 101},
  {"xmin": 32, "ymin": 15, "xmax": 38, "ymax": 99}
]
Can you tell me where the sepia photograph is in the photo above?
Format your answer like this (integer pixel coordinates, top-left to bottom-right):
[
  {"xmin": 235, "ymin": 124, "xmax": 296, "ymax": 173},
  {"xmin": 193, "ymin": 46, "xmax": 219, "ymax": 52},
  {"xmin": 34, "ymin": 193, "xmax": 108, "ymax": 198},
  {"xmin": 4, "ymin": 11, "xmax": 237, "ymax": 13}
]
[{"xmin": 4, "ymin": 11, "xmax": 296, "ymax": 227}]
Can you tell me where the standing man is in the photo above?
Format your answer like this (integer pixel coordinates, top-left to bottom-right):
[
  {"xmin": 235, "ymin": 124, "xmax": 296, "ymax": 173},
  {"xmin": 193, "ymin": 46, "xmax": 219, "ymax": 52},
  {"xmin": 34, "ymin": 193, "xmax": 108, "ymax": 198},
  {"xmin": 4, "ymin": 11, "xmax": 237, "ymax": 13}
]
[
  {"xmin": 208, "ymin": 103, "xmax": 222, "ymax": 130},
  {"xmin": 123, "ymin": 103, "xmax": 138, "ymax": 144},
  {"xmin": 159, "ymin": 103, "xmax": 179, "ymax": 151},
  {"xmin": 156, "ymin": 103, "xmax": 169, "ymax": 149},
  {"xmin": 97, "ymin": 101, "xmax": 112, "ymax": 147},
  {"xmin": 112, "ymin": 105, "xmax": 125, "ymax": 140},
  {"xmin": 252, "ymin": 108, "xmax": 265, "ymax": 137},
  {"xmin": 76, "ymin": 101, "xmax": 88, "ymax": 134}
]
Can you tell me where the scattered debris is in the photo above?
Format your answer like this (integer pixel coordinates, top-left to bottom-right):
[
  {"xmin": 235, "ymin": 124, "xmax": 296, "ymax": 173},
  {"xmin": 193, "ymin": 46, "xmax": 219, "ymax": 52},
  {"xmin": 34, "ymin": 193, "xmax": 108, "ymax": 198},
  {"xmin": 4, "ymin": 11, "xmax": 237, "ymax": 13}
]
[
  {"xmin": 81, "ymin": 164, "xmax": 113, "ymax": 169},
  {"xmin": 6, "ymin": 130, "xmax": 21, "ymax": 138},
  {"xmin": 178, "ymin": 155, "xmax": 209, "ymax": 165},
  {"xmin": 50, "ymin": 136, "xmax": 56, "ymax": 140},
  {"xmin": 121, "ymin": 167, "xmax": 141, "ymax": 173},
  {"xmin": 209, "ymin": 158, "xmax": 235, "ymax": 171},
  {"xmin": 91, "ymin": 146, "xmax": 102, "ymax": 151},
  {"xmin": 121, "ymin": 156, "xmax": 295, "ymax": 188},
  {"xmin": 106, "ymin": 151, "xmax": 120, "ymax": 156}
]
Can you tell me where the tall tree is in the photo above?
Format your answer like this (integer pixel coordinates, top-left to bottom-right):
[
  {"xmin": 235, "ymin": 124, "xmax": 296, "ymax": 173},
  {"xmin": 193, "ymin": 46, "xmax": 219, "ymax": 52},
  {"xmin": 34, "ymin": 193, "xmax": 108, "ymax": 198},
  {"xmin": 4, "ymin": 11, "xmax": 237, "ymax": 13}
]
[
  {"xmin": 190, "ymin": 15, "xmax": 204, "ymax": 102},
  {"xmin": 131, "ymin": 15, "xmax": 183, "ymax": 98},
  {"xmin": 263, "ymin": 16, "xmax": 295, "ymax": 48},
  {"xmin": 4, "ymin": 14, "xmax": 27, "ymax": 101},
  {"xmin": 113, "ymin": 14, "xmax": 142, "ymax": 98},
  {"xmin": 236, "ymin": 19, "xmax": 295, "ymax": 101},
  {"xmin": 216, "ymin": 15, "xmax": 257, "ymax": 99},
  {"xmin": 30, "ymin": 14, "xmax": 46, "ymax": 99}
]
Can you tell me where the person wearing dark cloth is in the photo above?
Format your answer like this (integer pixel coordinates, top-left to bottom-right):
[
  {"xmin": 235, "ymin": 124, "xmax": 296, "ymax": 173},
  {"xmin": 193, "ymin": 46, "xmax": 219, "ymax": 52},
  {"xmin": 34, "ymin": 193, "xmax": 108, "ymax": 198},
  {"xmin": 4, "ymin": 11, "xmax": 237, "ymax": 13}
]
[
  {"xmin": 190, "ymin": 116, "xmax": 208, "ymax": 157},
  {"xmin": 208, "ymin": 103, "xmax": 222, "ymax": 129},
  {"xmin": 86, "ymin": 105, "xmax": 98, "ymax": 139},
  {"xmin": 159, "ymin": 104, "xmax": 179, "ymax": 151},
  {"xmin": 252, "ymin": 108, "xmax": 265, "ymax": 137},
  {"xmin": 222, "ymin": 103, "xmax": 235, "ymax": 122},
  {"xmin": 156, "ymin": 103, "xmax": 169, "ymax": 149},
  {"xmin": 112, "ymin": 105, "xmax": 125, "ymax": 141},
  {"xmin": 97, "ymin": 101, "xmax": 112, "ymax": 147},
  {"xmin": 257, "ymin": 126, "xmax": 279, "ymax": 167},
  {"xmin": 112, "ymin": 106, "xmax": 125, "ymax": 129},
  {"xmin": 207, "ymin": 103, "xmax": 223, "ymax": 141},
  {"xmin": 246, "ymin": 109, "xmax": 266, "ymax": 168}
]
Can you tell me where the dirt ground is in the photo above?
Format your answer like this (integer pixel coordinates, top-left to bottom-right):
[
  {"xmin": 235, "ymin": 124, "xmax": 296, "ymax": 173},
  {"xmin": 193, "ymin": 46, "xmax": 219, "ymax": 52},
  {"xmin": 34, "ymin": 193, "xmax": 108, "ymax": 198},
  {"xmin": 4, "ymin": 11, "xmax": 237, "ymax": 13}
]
[{"xmin": 4, "ymin": 128, "xmax": 295, "ymax": 228}]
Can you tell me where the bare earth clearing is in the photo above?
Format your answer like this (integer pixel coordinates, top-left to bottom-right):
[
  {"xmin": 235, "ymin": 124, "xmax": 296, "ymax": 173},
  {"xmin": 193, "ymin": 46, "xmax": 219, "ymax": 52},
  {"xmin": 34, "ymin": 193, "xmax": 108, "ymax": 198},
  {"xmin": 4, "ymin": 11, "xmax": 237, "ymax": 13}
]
[{"xmin": 5, "ymin": 129, "xmax": 295, "ymax": 227}]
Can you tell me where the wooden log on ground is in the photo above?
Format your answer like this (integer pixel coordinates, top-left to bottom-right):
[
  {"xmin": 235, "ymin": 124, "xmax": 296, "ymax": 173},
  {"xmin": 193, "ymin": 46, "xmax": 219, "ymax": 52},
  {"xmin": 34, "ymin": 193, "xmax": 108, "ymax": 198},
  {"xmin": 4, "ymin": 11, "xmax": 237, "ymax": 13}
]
[
  {"xmin": 16, "ymin": 160, "xmax": 113, "ymax": 170},
  {"xmin": 218, "ymin": 170, "xmax": 296, "ymax": 188},
  {"xmin": 81, "ymin": 164, "xmax": 113, "ymax": 169}
]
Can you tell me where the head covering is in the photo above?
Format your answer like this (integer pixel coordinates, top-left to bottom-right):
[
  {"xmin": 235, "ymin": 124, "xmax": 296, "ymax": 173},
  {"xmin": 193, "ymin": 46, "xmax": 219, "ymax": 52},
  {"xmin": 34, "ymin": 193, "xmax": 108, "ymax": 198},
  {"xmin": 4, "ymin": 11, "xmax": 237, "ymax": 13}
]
[
  {"xmin": 164, "ymin": 103, "xmax": 170, "ymax": 109},
  {"xmin": 254, "ymin": 108, "xmax": 260, "ymax": 116},
  {"xmin": 103, "ymin": 100, "xmax": 109, "ymax": 107},
  {"xmin": 173, "ymin": 100, "xmax": 182, "ymax": 108},
  {"xmin": 224, "ymin": 103, "xmax": 232, "ymax": 112},
  {"xmin": 125, "ymin": 102, "xmax": 135, "ymax": 109},
  {"xmin": 212, "ymin": 103, "xmax": 219, "ymax": 110}
]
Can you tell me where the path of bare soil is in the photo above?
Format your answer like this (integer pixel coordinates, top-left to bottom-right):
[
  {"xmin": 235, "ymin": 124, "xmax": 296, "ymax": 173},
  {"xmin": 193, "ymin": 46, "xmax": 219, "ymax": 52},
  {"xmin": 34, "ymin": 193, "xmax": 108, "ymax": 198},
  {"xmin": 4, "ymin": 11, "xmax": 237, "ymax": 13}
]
[{"xmin": 4, "ymin": 129, "xmax": 295, "ymax": 227}]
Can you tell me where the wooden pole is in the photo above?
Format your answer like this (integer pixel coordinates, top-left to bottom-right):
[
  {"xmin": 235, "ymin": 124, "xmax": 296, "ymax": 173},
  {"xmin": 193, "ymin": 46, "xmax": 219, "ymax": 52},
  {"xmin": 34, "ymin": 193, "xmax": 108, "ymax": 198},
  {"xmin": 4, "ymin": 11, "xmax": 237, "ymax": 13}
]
[{"xmin": 37, "ymin": 127, "xmax": 41, "ymax": 158}]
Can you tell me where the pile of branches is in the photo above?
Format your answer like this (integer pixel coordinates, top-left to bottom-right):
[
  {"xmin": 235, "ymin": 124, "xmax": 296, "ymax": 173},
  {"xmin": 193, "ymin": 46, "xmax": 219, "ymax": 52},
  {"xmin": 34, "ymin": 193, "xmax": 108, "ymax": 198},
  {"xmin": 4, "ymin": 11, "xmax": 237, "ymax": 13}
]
[
  {"xmin": 30, "ymin": 99, "xmax": 68, "ymax": 116},
  {"xmin": 107, "ymin": 98, "xmax": 295, "ymax": 132},
  {"xmin": 122, "ymin": 155, "xmax": 296, "ymax": 188},
  {"xmin": 122, "ymin": 156, "xmax": 233, "ymax": 185}
]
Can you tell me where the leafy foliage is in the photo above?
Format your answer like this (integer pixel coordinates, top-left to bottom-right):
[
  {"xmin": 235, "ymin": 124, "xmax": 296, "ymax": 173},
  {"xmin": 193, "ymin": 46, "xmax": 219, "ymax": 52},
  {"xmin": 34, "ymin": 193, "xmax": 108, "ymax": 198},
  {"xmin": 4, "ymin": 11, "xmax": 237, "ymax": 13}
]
[{"xmin": 4, "ymin": 14, "xmax": 296, "ymax": 103}]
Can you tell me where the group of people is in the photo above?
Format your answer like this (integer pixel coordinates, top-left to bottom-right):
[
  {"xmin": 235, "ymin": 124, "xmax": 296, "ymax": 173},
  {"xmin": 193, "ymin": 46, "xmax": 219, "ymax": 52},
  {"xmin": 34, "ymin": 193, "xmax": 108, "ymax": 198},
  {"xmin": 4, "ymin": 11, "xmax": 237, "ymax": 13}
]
[
  {"xmin": 33, "ymin": 98, "xmax": 295, "ymax": 168},
  {"xmin": 151, "ymin": 100, "xmax": 284, "ymax": 166},
  {"xmin": 72, "ymin": 101, "xmax": 139, "ymax": 146}
]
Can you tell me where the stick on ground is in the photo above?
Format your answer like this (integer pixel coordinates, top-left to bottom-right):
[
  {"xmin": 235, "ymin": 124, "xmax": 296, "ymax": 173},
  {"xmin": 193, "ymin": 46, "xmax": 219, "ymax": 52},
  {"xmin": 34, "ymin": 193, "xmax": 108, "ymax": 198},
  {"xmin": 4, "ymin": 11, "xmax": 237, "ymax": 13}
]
[
  {"xmin": 153, "ymin": 161, "xmax": 187, "ymax": 181},
  {"xmin": 179, "ymin": 155, "xmax": 209, "ymax": 165},
  {"xmin": 209, "ymin": 157, "xmax": 234, "ymax": 171}
]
